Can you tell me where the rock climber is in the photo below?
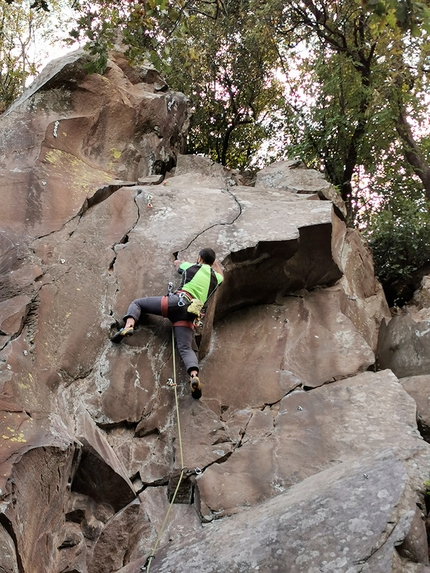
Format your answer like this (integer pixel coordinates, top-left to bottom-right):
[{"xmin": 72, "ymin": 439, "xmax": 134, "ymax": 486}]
[{"xmin": 111, "ymin": 247, "xmax": 224, "ymax": 399}]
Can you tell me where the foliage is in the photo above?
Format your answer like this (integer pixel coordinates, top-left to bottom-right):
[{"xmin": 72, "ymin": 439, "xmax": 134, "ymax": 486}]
[
  {"xmin": 158, "ymin": 1, "xmax": 284, "ymax": 168},
  {"xmin": 365, "ymin": 0, "xmax": 430, "ymax": 34},
  {"xmin": 0, "ymin": 0, "xmax": 74, "ymax": 113},
  {"xmin": 0, "ymin": 1, "xmax": 38, "ymax": 111},
  {"xmin": 265, "ymin": 0, "xmax": 430, "ymax": 223},
  {"xmin": 363, "ymin": 193, "xmax": 430, "ymax": 290},
  {"xmin": 68, "ymin": 0, "xmax": 130, "ymax": 73}
]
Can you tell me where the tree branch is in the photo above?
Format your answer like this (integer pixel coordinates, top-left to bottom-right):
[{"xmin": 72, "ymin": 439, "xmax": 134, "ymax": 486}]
[{"xmin": 396, "ymin": 108, "xmax": 430, "ymax": 201}]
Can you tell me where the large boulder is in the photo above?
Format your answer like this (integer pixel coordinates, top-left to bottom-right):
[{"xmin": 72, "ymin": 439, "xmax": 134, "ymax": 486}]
[
  {"xmin": 0, "ymin": 48, "xmax": 189, "ymax": 241},
  {"xmin": 256, "ymin": 159, "xmax": 347, "ymax": 217},
  {"xmin": 193, "ymin": 370, "xmax": 426, "ymax": 519},
  {"xmin": 400, "ymin": 375, "xmax": 430, "ymax": 441},
  {"xmin": 377, "ymin": 306, "xmax": 430, "ymax": 377},
  {"xmin": 125, "ymin": 449, "xmax": 428, "ymax": 573}
]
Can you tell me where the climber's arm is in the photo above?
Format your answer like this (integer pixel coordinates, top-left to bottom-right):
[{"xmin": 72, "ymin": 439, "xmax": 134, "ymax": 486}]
[{"xmin": 212, "ymin": 259, "xmax": 224, "ymax": 278}]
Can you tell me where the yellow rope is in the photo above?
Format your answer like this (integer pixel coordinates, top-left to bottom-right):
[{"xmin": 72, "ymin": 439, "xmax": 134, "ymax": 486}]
[{"xmin": 144, "ymin": 329, "xmax": 185, "ymax": 573}]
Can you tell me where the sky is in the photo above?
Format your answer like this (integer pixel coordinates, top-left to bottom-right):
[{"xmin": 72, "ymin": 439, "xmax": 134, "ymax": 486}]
[{"xmin": 29, "ymin": 1, "xmax": 80, "ymax": 76}]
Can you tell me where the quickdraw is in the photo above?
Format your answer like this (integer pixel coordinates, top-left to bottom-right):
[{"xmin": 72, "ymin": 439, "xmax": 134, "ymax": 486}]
[{"xmin": 141, "ymin": 555, "xmax": 156, "ymax": 571}]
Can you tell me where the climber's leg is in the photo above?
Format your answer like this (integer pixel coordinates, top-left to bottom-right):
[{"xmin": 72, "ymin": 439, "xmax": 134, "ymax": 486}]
[
  {"xmin": 174, "ymin": 325, "xmax": 202, "ymax": 399},
  {"xmin": 111, "ymin": 296, "xmax": 163, "ymax": 343}
]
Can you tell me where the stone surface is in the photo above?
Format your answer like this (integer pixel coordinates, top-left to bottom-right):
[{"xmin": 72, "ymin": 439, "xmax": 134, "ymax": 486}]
[
  {"xmin": 0, "ymin": 48, "xmax": 427, "ymax": 573},
  {"xmin": 195, "ymin": 370, "xmax": 424, "ymax": 518},
  {"xmin": 0, "ymin": 524, "xmax": 19, "ymax": 573},
  {"xmin": 3, "ymin": 445, "xmax": 75, "ymax": 572},
  {"xmin": 74, "ymin": 410, "xmax": 136, "ymax": 512},
  {"xmin": 410, "ymin": 275, "xmax": 430, "ymax": 311},
  {"xmin": 400, "ymin": 375, "xmax": 430, "ymax": 441},
  {"xmin": 331, "ymin": 215, "xmax": 391, "ymax": 351},
  {"xmin": 201, "ymin": 288, "xmax": 375, "ymax": 413},
  {"xmin": 170, "ymin": 153, "xmax": 230, "ymax": 188},
  {"xmin": 121, "ymin": 450, "xmax": 426, "ymax": 573},
  {"xmin": 0, "ymin": 48, "xmax": 189, "ymax": 239},
  {"xmin": 256, "ymin": 159, "xmax": 347, "ymax": 216},
  {"xmin": 377, "ymin": 310, "xmax": 430, "ymax": 377},
  {"xmin": 87, "ymin": 499, "xmax": 142, "ymax": 573}
]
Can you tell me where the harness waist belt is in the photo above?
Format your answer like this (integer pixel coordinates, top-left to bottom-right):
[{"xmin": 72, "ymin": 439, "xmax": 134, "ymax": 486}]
[{"xmin": 173, "ymin": 320, "xmax": 195, "ymax": 330}]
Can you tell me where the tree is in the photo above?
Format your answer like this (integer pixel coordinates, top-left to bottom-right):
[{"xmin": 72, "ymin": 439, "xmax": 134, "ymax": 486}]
[
  {"xmin": 0, "ymin": 0, "xmax": 74, "ymax": 113},
  {"xmin": 0, "ymin": 2, "xmax": 37, "ymax": 111},
  {"xmin": 363, "ymin": 192, "xmax": 430, "ymax": 305},
  {"xmin": 155, "ymin": 0, "xmax": 285, "ymax": 168},
  {"xmin": 267, "ymin": 0, "xmax": 430, "ymax": 220}
]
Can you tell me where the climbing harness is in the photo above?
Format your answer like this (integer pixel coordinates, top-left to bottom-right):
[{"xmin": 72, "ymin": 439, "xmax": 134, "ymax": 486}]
[
  {"xmin": 172, "ymin": 320, "xmax": 194, "ymax": 329},
  {"xmin": 161, "ymin": 295, "xmax": 169, "ymax": 318},
  {"xmin": 141, "ymin": 329, "xmax": 186, "ymax": 573},
  {"xmin": 176, "ymin": 289, "xmax": 204, "ymax": 318}
]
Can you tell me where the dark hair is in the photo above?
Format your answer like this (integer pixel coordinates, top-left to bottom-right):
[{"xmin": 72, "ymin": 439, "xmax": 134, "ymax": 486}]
[{"xmin": 199, "ymin": 247, "xmax": 216, "ymax": 265}]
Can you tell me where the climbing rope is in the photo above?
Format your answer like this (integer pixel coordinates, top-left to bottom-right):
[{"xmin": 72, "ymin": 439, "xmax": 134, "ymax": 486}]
[{"xmin": 141, "ymin": 329, "xmax": 186, "ymax": 573}]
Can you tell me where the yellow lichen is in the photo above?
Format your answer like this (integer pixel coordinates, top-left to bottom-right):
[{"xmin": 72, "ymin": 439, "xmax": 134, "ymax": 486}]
[
  {"xmin": 110, "ymin": 148, "xmax": 122, "ymax": 159},
  {"xmin": 45, "ymin": 149, "xmax": 62, "ymax": 164},
  {"xmin": 10, "ymin": 434, "xmax": 26, "ymax": 443}
]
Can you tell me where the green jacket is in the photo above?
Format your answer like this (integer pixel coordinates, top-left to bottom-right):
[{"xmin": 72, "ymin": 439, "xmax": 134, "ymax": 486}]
[{"xmin": 178, "ymin": 262, "xmax": 223, "ymax": 303}]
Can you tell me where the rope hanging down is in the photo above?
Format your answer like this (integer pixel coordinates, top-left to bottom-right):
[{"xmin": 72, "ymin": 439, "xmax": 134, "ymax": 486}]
[{"xmin": 141, "ymin": 329, "xmax": 186, "ymax": 573}]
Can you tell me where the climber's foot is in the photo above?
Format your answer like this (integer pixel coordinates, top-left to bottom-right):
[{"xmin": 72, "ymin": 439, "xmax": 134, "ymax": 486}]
[
  {"xmin": 190, "ymin": 374, "xmax": 202, "ymax": 400},
  {"xmin": 110, "ymin": 326, "xmax": 134, "ymax": 343}
]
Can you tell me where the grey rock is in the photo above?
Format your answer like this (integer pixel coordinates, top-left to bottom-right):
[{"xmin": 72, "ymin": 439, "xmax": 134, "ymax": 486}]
[
  {"xmin": 121, "ymin": 450, "xmax": 423, "ymax": 573},
  {"xmin": 377, "ymin": 311, "xmax": 430, "ymax": 377}
]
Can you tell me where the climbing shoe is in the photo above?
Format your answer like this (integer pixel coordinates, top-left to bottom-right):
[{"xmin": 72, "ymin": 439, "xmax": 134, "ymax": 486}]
[
  {"xmin": 190, "ymin": 374, "xmax": 202, "ymax": 400},
  {"xmin": 110, "ymin": 326, "xmax": 134, "ymax": 344}
]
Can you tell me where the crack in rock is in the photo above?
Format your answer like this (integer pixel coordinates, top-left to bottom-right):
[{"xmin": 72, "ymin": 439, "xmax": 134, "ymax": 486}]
[{"xmin": 176, "ymin": 186, "xmax": 243, "ymax": 258}]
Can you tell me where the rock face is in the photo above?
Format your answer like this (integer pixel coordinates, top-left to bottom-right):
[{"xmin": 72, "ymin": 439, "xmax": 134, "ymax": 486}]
[
  {"xmin": 377, "ymin": 305, "xmax": 430, "ymax": 378},
  {"xmin": 1, "ymin": 50, "xmax": 429, "ymax": 573},
  {"xmin": 378, "ymin": 275, "xmax": 430, "ymax": 453}
]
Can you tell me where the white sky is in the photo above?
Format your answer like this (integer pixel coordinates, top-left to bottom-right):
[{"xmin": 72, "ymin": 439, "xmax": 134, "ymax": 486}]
[{"xmin": 29, "ymin": 2, "xmax": 80, "ymax": 75}]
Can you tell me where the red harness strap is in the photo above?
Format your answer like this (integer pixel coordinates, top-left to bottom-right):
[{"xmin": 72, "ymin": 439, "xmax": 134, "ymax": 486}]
[
  {"xmin": 161, "ymin": 295, "xmax": 169, "ymax": 318},
  {"xmin": 172, "ymin": 320, "xmax": 194, "ymax": 330}
]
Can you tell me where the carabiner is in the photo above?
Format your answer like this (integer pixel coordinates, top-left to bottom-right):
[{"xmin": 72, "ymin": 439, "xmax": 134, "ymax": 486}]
[{"xmin": 177, "ymin": 294, "xmax": 186, "ymax": 307}]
